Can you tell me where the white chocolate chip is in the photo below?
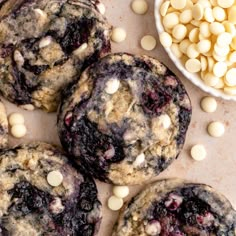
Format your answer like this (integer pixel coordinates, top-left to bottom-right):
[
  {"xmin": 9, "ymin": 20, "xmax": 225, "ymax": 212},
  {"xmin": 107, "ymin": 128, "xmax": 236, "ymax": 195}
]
[
  {"xmin": 14, "ymin": 50, "xmax": 24, "ymax": 66},
  {"xmin": 39, "ymin": 36, "xmax": 53, "ymax": 48},
  {"xmin": 131, "ymin": 0, "xmax": 148, "ymax": 15},
  {"xmin": 172, "ymin": 24, "xmax": 187, "ymax": 41},
  {"xmin": 208, "ymin": 121, "xmax": 225, "ymax": 137},
  {"xmin": 105, "ymin": 78, "xmax": 120, "ymax": 94},
  {"xmin": 73, "ymin": 43, "xmax": 88, "ymax": 56},
  {"xmin": 160, "ymin": 1, "xmax": 170, "ymax": 17},
  {"xmin": 225, "ymin": 68, "xmax": 236, "ymax": 86},
  {"xmin": 185, "ymin": 58, "xmax": 201, "ymax": 73},
  {"xmin": 111, "ymin": 27, "xmax": 127, "ymax": 43},
  {"xmin": 141, "ymin": 35, "xmax": 156, "ymax": 51},
  {"xmin": 133, "ymin": 153, "xmax": 145, "ymax": 167},
  {"xmin": 228, "ymin": 6, "xmax": 236, "ymax": 24},
  {"xmin": 113, "ymin": 186, "xmax": 130, "ymax": 199},
  {"xmin": 203, "ymin": 73, "xmax": 220, "ymax": 87},
  {"xmin": 197, "ymin": 39, "xmax": 211, "ymax": 54},
  {"xmin": 108, "ymin": 196, "xmax": 123, "ymax": 211},
  {"xmin": 19, "ymin": 104, "xmax": 35, "ymax": 111},
  {"xmin": 171, "ymin": 43, "xmax": 182, "ymax": 58},
  {"xmin": 180, "ymin": 9, "xmax": 193, "ymax": 24},
  {"xmin": 96, "ymin": 2, "xmax": 106, "ymax": 15},
  {"xmin": 213, "ymin": 61, "xmax": 227, "ymax": 77},
  {"xmin": 8, "ymin": 113, "xmax": 25, "ymax": 126},
  {"xmin": 217, "ymin": 0, "xmax": 234, "ymax": 8},
  {"xmin": 47, "ymin": 170, "xmax": 63, "ymax": 187},
  {"xmin": 145, "ymin": 221, "xmax": 161, "ymax": 236},
  {"xmin": 212, "ymin": 6, "xmax": 226, "ymax": 22},
  {"xmin": 191, "ymin": 144, "xmax": 207, "ymax": 161},
  {"xmin": 159, "ymin": 32, "xmax": 172, "ymax": 48},
  {"xmin": 34, "ymin": 8, "xmax": 48, "ymax": 22},
  {"xmin": 163, "ymin": 13, "xmax": 179, "ymax": 29},
  {"xmin": 192, "ymin": 3, "xmax": 204, "ymax": 20},
  {"xmin": 200, "ymin": 97, "xmax": 217, "ymax": 113},
  {"xmin": 159, "ymin": 114, "xmax": 171, "ymax": 129},
  {"xmin": 170, "ymin": 0, "xmax": 186, "ymax": 10},
  {"xmin": 11, "ymin": 124, "xmax": 27, "ymax": 138},
  {"xmin": 209, "ymin": 22, "xmax": 225, "ymax": 35}
]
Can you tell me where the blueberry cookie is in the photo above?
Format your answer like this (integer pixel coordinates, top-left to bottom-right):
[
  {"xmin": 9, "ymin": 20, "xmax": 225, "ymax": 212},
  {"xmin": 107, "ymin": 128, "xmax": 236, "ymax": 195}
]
[
  {"xmin": 57, "ymin": 53, "xmax": 192, "ymax": 185},
  {"xmin": 0, "ymin": 142, "xmax": 102, "ymax": 236},
  {"xmin": 0, "ymin": 100, "xmax": 8, "ymax": 149},
  {"xmin": 112, "ymin": 179, "xmax": 236, "ymax": 236},
  {"xmin": 0, "ymin": 0, "xmax": 111, "ymax": 112}
]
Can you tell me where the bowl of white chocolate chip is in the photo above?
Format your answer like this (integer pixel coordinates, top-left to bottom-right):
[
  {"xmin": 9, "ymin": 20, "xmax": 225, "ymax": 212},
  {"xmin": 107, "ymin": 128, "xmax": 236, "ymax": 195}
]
[{"xmin": 155, "ymin": 0, "xmax": 236, "ymax": 100}]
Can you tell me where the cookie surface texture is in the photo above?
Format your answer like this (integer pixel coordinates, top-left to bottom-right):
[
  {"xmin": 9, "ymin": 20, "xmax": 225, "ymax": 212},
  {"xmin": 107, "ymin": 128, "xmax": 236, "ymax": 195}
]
[
  {"xmin": 0, "ymin": 142, "xmax": 102, "ymax": 236},
  {"xmin": 58, "ymin": 53, "xmax": 192, "ymax": 185},
  {"xmin": 0, "ymin": 0, "xmax": 111, "ymax": 111}
]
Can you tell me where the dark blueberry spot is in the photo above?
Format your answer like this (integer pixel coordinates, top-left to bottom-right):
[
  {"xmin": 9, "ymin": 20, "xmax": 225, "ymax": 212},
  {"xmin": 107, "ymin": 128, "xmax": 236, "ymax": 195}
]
[
  {"xmin": 79, "ymin": 198, "xmax": 93, "ymax": 212},
  {"xmin": 59, "ymin": 18, "xmax": 95, "ymax": 54},
  {"xmin": 8, "ymin": 181, "xmax": 52, "ymax": 216},
  {"xmin": 0, "ymin": 125, "xmax": 4, "ymax": 135},
  {"xmin": 23, "ymin": 60, "xmax": 49, "ymax": 75},
  {"xmin": 80, "ymin": 224, "xmax": 94, "ymax": 236},
  {"xmin": 176, "ymin": 107, "xmax": 191, "ymax": 146},
  {"xmin": 0, "ymin": 224, "xmax": 9, "ymax": 236},
  {"xmin": 0, "ymin": 44, "xmax": 14, "ymax": 58},
  {"xmin": 142, "ymin": 89, "xmax": 171, "ymax": 115},
  {"xmin": 61, "ymin": 114, "xmax": 125, "ymax": 182}
]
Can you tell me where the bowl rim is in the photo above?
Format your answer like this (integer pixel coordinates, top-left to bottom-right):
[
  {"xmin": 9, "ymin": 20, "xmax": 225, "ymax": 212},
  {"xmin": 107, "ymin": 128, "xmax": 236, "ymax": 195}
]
[{"xmin": 154, "ymin": 0, "xmax": 236, "ymax": 101}]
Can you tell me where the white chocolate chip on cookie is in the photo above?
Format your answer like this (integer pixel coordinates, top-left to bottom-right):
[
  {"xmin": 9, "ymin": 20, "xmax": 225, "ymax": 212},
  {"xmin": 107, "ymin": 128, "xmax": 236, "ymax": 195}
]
[
  {"xmin": 105, "ymin": 78, "xmax": 120, "ymax": 94},
  {"xmin": 47, "ymin": 170, "xmax": 63, "ymax": 187}
]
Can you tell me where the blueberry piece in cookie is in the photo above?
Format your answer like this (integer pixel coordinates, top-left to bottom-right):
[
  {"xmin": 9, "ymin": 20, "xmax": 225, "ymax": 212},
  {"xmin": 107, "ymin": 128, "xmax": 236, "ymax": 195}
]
[
  {"xmin": 112, "ymin": 179, "xmax": 236, "ymax": 235},
  {"xmin": 0, "ymin": 0, "xmax": 111, "ymax": 112},
  {"xmin": 0, "ymin": 100, "xmax": 8, "ymax": 148},
  {"xmin": 57, "ymin": 53, "xmax": 192, "ymax": 185},
  {"xmin": 0, "ymin": 142, "xmax": 102, "ymax": 236}
]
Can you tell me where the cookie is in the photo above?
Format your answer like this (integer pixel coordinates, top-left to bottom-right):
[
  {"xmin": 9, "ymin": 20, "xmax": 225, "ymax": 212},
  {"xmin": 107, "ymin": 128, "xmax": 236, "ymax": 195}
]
[
  {"xmin": 57, "ymin": 53, "xmax": 192, "ymax": 185},
  {"xmin": 0, "ymin": 0, "xmax": 111, "ymax": 112},
  {"xmin": 0, "ymin": 100, "xmax": 8, "ymax": 149},
  {"xmin": 112, "ymin": 179, "xmax": 236, "ymax": 236},
  {"xmin": 0, "ymin": 142, "xmax": 102, "ymax": 236}
]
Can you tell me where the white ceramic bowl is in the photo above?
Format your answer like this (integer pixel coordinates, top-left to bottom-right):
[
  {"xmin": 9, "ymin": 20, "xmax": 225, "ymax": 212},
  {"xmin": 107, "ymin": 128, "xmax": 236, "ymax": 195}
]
[{"xmin": 154, "ymin": 0, "xmax": 236, "ymax": 101}]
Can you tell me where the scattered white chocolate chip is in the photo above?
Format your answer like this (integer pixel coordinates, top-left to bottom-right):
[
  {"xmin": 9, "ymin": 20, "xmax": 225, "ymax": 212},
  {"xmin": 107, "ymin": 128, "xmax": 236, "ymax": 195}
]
[
  {"xmin": 19, "ymin": 104, "xmax": 35, "ymax": 111},
  {"xmin": 207, "ymin": 121, "xmax": 225, "ymax": 137},
  {"xmin": 47, "ymin": 170, "xmax": 63, "ymax": 187},
  {"xmin": 159, "ymin": 114, "xmax": 171, "ymax": 129},
  {"xmin": 39, "ymin": 36, "xmax": 53, "ymax": 48},
  {"xmin": 141, "ymin": 35, "xmax": 156, "ymax": 51},
  {"xmin": 96, "ymin": 2, "xmax": 106, "ymax": 15},
  {"xmin": 200, "ymin": 97, "xmax": 217, "ymax": 113},
  {"xmin": 159, "ymin": 32, "xmax": 172, "ymax": 48},
  {"xmin": 14, "ymin": 50, "xmax": 24, "ymax": 66},
  {"xmin": 133, "ymin": 153, "xmax": 145, "ymax": 167},
  {"xmin": 73, "ymin": 43, "xmax": 88, "ymax": 56},
  {"xmin": 191, "ymin": 144, "xmax": 207, "ymax": 161},
  {"xmin": 145, "ymin": 221, "xmax": 161, "ymax": 236},
  {"xmin": 108, "ymin": 196, "xmax": 123, "ymax": 211},
  {"xmin": 113, "ymin": 186, "xmax": 130, "ymax": 198},
  {"xmin": 8, "ymin": 113, "xmax": 25, "ymax": 126},
  {"xmin": 131, "ymin": 0, "xmax": 148, "ymax": 15},
  {"xmin": 105, "ymin": 78, "xmax": 120, "ymax": 94},
  {"xmin": 11, "ymin": 124, "xmax": 27, "ymax": 138},
  {"xmin": 111, "ymin": 27, "xmax": 127, "ymax": 43}
]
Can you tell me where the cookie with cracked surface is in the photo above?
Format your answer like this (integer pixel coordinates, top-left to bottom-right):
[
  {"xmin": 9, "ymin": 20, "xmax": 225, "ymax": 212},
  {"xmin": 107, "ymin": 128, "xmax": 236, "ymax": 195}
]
[
  {"xmin": 0, "ymin": 0, "xmax": 111, "ymax": 112},
  {"xmin": 0, "ymin": 100, "xmax": 8, "ymax": 149},
  {"xmin": 57, "ymin": 53, "xmax": 192, "ymax": 185},
  {"xmin": 112, "ymin": 179, "xmax": 236, "ymax": 236},
  {"xmin": 0, "ymin": 142, "xmax": 102, "ymax": 236}
]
